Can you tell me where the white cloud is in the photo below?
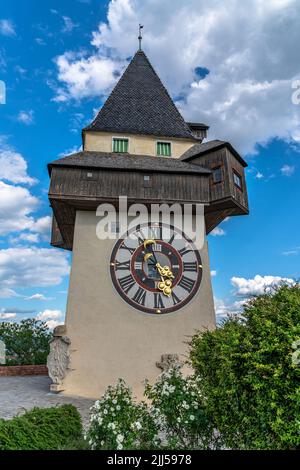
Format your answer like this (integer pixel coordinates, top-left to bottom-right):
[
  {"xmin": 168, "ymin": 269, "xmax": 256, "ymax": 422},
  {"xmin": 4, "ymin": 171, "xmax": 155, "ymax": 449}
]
[
  {"xmin": 0, "ymin": 247, "xmax": 69, "ymax": 287},
  {"xmin": 255, "ymin": 171, "xmax": 264, "ymax": 179},
  {"xmin": 59, "ymin": 145, "xmax": 82, "ymax": 157},
  {"xmin": 35, "ymin": 37, "xmax": 46, "ymax": 46},
  {"xmin": 0, "ymin": 19, "xmax": 16, "ymax": 37},
  {"xmin": 26, "ymin": 293, "xmax": 51, "ymax": 301},
  {"xmin": 211, "ymin": 270, "xmax": 217, "ymax": 277},
  {"xmin": 210, "ymin": 227, "xmax": 226, "ymax": 236},
  {"xmin": 29, "ymin": 215, "xmax": 52, "ymax": 235},
  {"xmin": 36, "ymin": 309, "xmax": 64, "ymax": 329},
  {"xmin": 53, "ymin": 0, "xmax": 300, "ymax": 154},
  {"xmin": 61, "ymin": 16, "xmax": 78, "ymax": 33},
  {"xmin": 0, "ymin": 140, "xmax": 53, "ymax": 239},
  {"xmin": 36, "ymin": 309, "xmax": 63, "ymax": 320},
  {"xmin": 53, "ymin": 51, "xmax": 124, "ymax": 101},
  {"xmin": 17, "ymin": 110, "xmax": 34, "ymax": 125},
  {"xmin": 282, "ymin": 246, "xmax": 300, "ymax": 256},
  {"xmin": 0, "ymin": 141, "xmax": 37, "ymax": 185},
  {"xmin": 0, "ymin": 313, "xmax": 16, "ymax": 319},
  {"xmin": 44, "ymin": 319, "xmax": 61, "ymax": 329},
  {"xmin": 16, "ymin": 233, "xmax": 40, "ymax": 243},
  {"xmin": 214, "ymin": 296, "xmax": 250, "ymax": 320},
  {"xmin": 0, "ymin": 288, "xmax": 20, "ymax": 298},
  {"xmin": 0, "ymin": 181, "xmax": 39, "ymax": 235},
  {"xmin": 231, "ymin": 274, "xmax": 295, "ymax": 296},
  {"xmin": 280, "ymin": 164, "xmax": 295, "ymax": 176}
]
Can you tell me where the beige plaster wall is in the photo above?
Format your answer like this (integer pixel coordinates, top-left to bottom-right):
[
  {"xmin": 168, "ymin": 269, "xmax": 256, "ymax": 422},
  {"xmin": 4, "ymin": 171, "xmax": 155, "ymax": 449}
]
[
  {"xmin": 84, "ymin": 131, "xmax": 195, "ymax": 158},
  {"xmin": 62, "ymin": 211, "xmax": 215, "ymax": 399}
]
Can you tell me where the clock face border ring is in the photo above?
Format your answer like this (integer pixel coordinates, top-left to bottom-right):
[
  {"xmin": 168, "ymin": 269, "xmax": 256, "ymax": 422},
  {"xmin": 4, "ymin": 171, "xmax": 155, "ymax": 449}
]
[{"xmin": 109, "ymin": 222, "xmax": 203, "ymax": 315}]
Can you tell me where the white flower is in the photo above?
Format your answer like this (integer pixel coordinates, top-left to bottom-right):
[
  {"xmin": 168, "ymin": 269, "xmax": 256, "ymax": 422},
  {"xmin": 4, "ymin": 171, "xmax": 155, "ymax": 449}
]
[
  {"xmin": 112, "ymin": 399, "xmax": 117, "ymax": 405},
  {"xmin": 116, "ymin": 434, "xmax": 124, "ymax": 443},
  {"xmin": 190, "ymin": 415, "xmax": 195, "ymax": 421},
  {"xmin": 117, "ymin": 443, "xmax": 123, "ymax": 450},
  {"xmin": 103, "ymin": 409, "xmax": 108, "ymax": 415},
  {"xmin": 98, "ymin": 417, "xmax": 103, "ymax": 425},
  {"xmin": 100, "ymin": 440, "xmax": 104, "ymax": 446},
  {"xmin": 177, "ymin": 417, "xmax": 181, "ymax": 423},
  {"xmin": 116, "ymin": 405, "xmax": 121, "ymax": 411},
  {"xmin": 135, "ymin": 421, "xmax": 142, "ymax": 430}
]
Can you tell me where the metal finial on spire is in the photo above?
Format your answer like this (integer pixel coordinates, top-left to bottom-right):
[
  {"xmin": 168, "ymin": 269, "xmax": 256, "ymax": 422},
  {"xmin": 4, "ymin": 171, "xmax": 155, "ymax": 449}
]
[{"xmin": 138, "ymin": 24, "xmax": 144, "ymax": 51}]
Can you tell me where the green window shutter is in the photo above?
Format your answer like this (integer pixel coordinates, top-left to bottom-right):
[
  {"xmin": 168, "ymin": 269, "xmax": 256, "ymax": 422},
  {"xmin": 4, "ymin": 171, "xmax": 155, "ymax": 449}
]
[
  {"xmin": 157, "ymin": 142, "xmax": 171, "ymax": 157},
  {"xmin": 113, "ymin": 139, "xmax": 128, "ymax": 153}
]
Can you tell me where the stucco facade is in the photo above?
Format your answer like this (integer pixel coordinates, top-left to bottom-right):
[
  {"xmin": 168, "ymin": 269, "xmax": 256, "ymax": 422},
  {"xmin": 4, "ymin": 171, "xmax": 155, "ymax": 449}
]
[
  {"xmin": 83, "ymin": 131, "xmax": 195, "ymax": 158},
  {"xmin": 61, "ymin": 211, "xmax": 215, "ymax": 399}
]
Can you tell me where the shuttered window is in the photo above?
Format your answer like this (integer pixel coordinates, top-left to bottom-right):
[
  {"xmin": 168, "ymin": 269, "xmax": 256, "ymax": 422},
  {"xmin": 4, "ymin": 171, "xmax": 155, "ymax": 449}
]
[
  {"xmin": 113, "ymin": 138, "xmax": 129, "ymax": 153},
  {"xmin": 157, "ymin": 141, "xmax": 171, "ymax": 157}
]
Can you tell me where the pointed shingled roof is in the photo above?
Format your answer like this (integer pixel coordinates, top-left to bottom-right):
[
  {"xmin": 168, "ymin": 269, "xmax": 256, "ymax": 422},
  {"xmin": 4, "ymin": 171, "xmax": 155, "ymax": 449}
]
[{"xmin": 83, "ymin": 51, "xmax": 196, "ymax": 140}]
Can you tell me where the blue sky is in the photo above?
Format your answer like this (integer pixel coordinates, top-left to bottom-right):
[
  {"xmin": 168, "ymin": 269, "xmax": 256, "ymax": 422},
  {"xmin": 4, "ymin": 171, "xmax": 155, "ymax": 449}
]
[{"xmin": 0, "ymin": 0, "xmax": 299, "ymax": 325}]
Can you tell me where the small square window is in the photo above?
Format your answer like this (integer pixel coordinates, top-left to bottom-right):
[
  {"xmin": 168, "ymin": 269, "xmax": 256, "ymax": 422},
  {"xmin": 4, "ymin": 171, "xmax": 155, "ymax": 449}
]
[
  {"xmin": 212, "ymin": 166, "xmax": 222, "ymax": 184},
  {"xmin": 113, "ymin": 138, "xmax": 129, "ymax": 153},
  {"xmin": 233, "ymin": 171, "xmax": 242, "ymax": 189},
  {"xmin": 81, "ymin": 170, "xmax": 98, "ymax": 181},
  {"xmin": 143, "ymin": 174, "xmax": 152, "ymax": 187},
  {"xmin": 157, "ymin": 141, "xmax": 171, "ymax": 157}
]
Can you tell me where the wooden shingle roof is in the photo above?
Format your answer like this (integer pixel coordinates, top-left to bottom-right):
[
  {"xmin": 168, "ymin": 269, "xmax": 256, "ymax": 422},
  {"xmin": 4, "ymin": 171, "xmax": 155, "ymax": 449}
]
[
  {"xmin": 48, "ymin": 151, "xmax": 211, "ymax": 175},
  {"xmin": 83, "ymin": 51, "xmax": 196, "ymax": 141},
  {"xmin": 180, "ymin": 140, "xmax": 248, "ymax": 167}
]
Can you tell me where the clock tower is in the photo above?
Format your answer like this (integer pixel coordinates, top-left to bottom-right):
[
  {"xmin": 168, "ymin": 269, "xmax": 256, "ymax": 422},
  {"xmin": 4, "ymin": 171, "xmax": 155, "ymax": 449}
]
[{"xmin": 47, "ymin": 48, "xmax": 249, "ymax": 398}]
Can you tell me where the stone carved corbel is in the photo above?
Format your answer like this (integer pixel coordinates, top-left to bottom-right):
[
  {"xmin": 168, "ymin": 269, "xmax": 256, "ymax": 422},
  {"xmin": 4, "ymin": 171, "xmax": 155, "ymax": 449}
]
[
  {"xmin": 156, "ymin": 353, "xmax": 181, "ymax": 372},
  {"xmin": 47, "ymin": 325, "xmax": 71, "ymax": 393}
]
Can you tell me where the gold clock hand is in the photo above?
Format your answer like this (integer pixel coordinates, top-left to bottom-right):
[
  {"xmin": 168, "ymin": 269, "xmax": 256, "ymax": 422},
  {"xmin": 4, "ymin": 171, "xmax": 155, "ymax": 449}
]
[{"xmin": 156, "ymin": 263, "xmax": 174, "ymax": 297}]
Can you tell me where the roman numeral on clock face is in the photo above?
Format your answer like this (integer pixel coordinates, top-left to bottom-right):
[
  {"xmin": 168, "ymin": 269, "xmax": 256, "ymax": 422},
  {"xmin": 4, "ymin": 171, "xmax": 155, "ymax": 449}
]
[
  {"xmin": 132, "ymin": 287, "xmax": 146, "ymax": 306},
  {"xmin": 154, "ymin": 293, "xmax": 164, "ymax": 309},
  {"xmin": 115, "ymin": 260, "xmax": 130, "ymax": 270},
  {"xmin": 153, "ymin": 243, "xmax": 162, "ymax": 252},
  {"xmin": 178, "ymin": 276, "xmax": 195, "ymax": 293},
  {"xmin": 134, "ymin": 261, "xmax": 143, "ymax": 270},
  {"xmin": 171, "ymin": 291, "xmax": 181, "ymax": 305},
  {"xmin": 119, "ymin": 274, "xmax": 135, "ymax": 293},
  {"xmin": 178, "ymin": 246, "xmax": 192, "ymax": 257},
  {"xmin": 120, "ymin": 243, "xmax": 136, "ymax": 255},
  {"xmin": 133, "ymin": 230, "xmax": 145, "ymax": 245},
  {"xmin": 183, "ymin": 261, "xmax": 198, "ymax": 272}
]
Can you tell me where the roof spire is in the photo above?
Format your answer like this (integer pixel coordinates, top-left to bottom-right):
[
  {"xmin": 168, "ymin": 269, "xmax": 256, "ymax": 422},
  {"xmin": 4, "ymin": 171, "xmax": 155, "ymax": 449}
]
[{"xmin": 138, "ymin": 24, "xmax": 144, "ymax": 51}]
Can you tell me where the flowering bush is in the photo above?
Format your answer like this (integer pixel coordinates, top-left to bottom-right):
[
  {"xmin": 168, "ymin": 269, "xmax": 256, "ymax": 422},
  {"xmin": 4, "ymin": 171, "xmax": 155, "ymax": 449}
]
[
  {"xmin": 85, "ymin": 379, "xmax": 158, "ymax": 450},
  {"xmin": 145, "ymin": 365, "xmax": 217, "ymax": 449},
  {"xmin": 86, "ymin": 369, "xmax": 217, "ymax": 450}
]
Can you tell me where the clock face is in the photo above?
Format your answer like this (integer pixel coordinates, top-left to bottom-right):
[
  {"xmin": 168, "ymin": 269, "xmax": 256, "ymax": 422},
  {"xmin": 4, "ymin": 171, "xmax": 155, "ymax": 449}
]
[{"xmin": 110, "ymin": 222, "xmax": 202, "ymax": 314}]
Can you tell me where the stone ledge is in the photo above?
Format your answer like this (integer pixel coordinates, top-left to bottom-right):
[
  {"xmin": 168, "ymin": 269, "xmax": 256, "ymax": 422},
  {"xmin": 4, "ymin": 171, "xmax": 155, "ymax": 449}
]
[{"xmin": 0, "ymin": 365, "xmax": 48, "ymax": 377}]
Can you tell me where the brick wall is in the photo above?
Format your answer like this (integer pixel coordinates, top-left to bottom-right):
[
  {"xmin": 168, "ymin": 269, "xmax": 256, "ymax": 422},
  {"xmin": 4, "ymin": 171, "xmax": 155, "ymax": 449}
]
[{"xmin": 0, "ymin": 365, "xmax": 48, "ymax": 376}]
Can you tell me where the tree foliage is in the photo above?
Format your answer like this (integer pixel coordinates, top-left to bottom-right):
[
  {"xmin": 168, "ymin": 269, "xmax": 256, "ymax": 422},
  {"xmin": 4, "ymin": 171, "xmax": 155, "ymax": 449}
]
[
  {"xmin": 190, "ymin": 284, "xmax": 300, "ymax": 449},
  {"xmin": 0, "ymin": 319, "xmax": 51, "ymax": 365}
]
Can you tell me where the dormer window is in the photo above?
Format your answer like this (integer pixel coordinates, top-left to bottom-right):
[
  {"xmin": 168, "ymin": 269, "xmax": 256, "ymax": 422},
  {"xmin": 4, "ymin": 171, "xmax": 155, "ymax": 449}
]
[
  {"xmin": 157, "ymin": 141, "xmax": 171, "ymax": 157},
  {"xmin": 113, "ymin": 138, "xmax": 129, "ymax": 153}
]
